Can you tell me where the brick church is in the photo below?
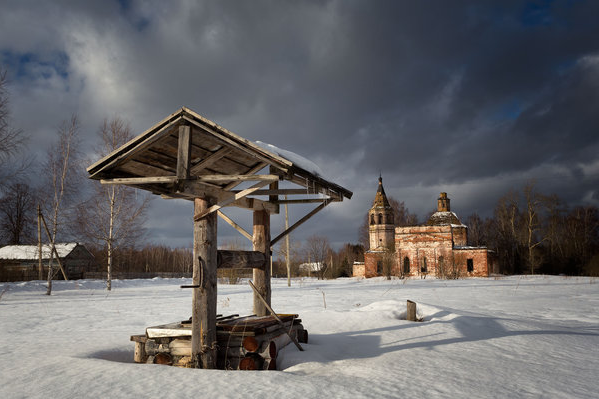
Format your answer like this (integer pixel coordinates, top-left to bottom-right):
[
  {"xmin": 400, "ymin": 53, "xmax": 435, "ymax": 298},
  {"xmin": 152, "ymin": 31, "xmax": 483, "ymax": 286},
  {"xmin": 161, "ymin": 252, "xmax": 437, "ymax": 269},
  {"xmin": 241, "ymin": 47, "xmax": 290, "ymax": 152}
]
[{"xmin": 353, "ymin": 177, "xmax": 496, "ymax": 278}]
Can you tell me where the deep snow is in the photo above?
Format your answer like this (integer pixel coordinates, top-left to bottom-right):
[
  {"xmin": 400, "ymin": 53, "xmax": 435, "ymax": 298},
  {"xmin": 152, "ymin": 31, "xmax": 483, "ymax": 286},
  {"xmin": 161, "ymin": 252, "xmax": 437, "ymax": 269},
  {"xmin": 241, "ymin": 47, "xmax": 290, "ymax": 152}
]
[{"xmin": 0, "ymin": 276, "xmax": 597, "ymax": 398}]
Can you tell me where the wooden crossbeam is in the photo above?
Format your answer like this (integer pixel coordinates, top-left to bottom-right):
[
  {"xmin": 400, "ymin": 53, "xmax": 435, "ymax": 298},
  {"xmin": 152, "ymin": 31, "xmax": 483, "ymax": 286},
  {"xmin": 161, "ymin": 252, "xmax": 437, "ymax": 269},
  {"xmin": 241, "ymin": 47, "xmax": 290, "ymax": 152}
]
[
  {"xmin": 193, "ymin": 180, "xmax": 272, "ymax": 221},
  {"xmin": 217, "ymin": 210, "xmax": 252, "ymax": 242},
  {"xmin": 273, "ymin": 198, "xmax": 339, "ymax": 205},
  {"xmin": 223, "ymin": 162, "xmax": 267, "ymax": 191},
  {"xmin": 196, "ymin": 174, "xmax": 279, "ymax": 183},
  {"xmin": 271, "ymin": 199, "xmax": 332, "ymax": 247},
  {"xmin": 101, "ymin": 176, "xmax": 177, "ymax": 185}
]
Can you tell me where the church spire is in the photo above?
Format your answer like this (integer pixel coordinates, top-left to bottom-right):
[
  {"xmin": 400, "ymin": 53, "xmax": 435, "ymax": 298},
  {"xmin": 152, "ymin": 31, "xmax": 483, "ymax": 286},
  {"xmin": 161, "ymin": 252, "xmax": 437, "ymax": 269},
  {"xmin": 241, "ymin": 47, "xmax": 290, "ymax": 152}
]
[{"xmin": 373, "ymin": 175, "xmax": 391, "ymax": 208}]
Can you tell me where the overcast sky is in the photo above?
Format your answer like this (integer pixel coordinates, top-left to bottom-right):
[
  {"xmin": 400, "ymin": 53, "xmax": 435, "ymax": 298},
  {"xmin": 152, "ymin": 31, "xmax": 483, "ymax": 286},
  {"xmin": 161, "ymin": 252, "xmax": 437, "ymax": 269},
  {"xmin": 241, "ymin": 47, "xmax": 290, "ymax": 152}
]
[{"xmin": 1, "ymin": 0, "xmax": 599, "ymax": 250}]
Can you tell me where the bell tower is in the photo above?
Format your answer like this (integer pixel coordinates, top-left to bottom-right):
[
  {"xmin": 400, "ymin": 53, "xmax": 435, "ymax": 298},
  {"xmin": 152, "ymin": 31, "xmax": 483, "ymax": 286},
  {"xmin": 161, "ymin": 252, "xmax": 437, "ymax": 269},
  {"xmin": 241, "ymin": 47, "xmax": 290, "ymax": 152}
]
[{"xmin": 368, "ymin": 176, "xmax": 395, "ymax": 250}]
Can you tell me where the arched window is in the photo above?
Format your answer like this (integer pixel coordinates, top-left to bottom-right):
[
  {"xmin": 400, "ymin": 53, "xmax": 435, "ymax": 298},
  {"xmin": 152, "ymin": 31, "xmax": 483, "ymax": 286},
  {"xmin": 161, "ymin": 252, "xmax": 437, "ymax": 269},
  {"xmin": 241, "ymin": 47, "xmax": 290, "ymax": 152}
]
[
  {"xmin": 370, "ymin": 214, "xmax": 375, "ymax": 225},
  {"xmin": 403, "ymin": 257, "xmax": 410, "ymax": 274},
  {"xmin": 378, "ymin": 213, "xmax": 383, "ymax": 224}
]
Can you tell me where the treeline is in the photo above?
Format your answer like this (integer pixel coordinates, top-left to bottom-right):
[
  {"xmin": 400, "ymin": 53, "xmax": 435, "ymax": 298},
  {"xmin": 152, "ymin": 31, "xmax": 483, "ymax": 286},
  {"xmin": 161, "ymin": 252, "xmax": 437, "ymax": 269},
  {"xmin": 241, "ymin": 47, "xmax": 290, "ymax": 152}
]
[
  {"xmin": 87, "ymin": 245, "xmax": 192, "ymax": 275},
  {"xmin": 464, "ymin": 182, "xmax": 599, "ymax": 276}
]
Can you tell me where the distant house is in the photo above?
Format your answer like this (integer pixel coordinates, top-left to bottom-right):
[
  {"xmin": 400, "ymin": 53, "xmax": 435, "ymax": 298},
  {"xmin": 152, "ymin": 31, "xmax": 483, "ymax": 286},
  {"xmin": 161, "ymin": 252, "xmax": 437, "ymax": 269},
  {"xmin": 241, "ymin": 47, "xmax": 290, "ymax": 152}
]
[
  {"xmin": 299, "ymin": 262, "xmax": 324, "ymax": 276},
  {"xmin": 0, "ymin": 243, "xmax": 95, "ymax": 282}
]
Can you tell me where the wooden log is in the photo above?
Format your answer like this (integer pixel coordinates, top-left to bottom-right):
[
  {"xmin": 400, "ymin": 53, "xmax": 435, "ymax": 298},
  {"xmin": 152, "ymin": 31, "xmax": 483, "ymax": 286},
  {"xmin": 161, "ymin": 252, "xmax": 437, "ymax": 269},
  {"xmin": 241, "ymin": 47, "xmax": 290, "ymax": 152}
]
[
  {"xmin": 217, "ymin": 250, "xmax": 266, "ymax": 270},
  {"xmin": 133, "ymin": 341, "xmax": 147, "ymax": 363},
  {"xmin": 249, "ymin": 281, "xmax": 304, "ymax": 352},
  {"xmin": 191, "ymin": 197, "xmax": 218, "ymax": 369},
  {"xmin": 252, "ymin": 210, "xmax": 271, "ymax": 316},
  {"xmin": 154, "ymin": 352, "xmax": 173, "ymax": 365},
  {"xmin": 407, "ymin": 300, "xmax": 417, "ymax": 322}
]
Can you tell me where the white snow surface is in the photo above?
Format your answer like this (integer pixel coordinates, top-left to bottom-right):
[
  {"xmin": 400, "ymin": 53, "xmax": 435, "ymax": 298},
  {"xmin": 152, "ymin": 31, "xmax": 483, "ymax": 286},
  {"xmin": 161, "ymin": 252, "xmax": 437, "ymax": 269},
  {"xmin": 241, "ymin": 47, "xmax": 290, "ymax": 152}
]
[
  {"xmin": 1, "ymin": 276, "xmax": 598, "ymax": 398},
  {"xmin": 0, "ymin": 243, "xmax": 78, "ymax": 260},
  {"xmin": 255, "ymin": 140, "xmax": 324, "ymax": 178}
]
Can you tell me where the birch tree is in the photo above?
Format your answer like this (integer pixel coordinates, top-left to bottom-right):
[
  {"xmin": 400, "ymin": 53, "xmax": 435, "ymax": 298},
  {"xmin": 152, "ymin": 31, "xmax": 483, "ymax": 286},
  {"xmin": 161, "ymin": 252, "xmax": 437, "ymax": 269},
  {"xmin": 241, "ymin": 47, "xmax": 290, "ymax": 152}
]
[
  {"xmin": 77, "ymin": 117, "xmax": 150, "ymax": 290},
  {"xmin": 42, "ymin": 115, "xmax": 81, "ymax": 294}
]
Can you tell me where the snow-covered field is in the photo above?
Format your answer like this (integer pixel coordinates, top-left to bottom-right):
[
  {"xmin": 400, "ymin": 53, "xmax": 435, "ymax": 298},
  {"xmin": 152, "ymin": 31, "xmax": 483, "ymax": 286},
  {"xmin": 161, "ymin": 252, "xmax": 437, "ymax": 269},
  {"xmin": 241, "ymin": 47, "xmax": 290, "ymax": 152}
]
[{"xmin": 1, "ymin": 276, "xmax": 597, "ymax": 398}]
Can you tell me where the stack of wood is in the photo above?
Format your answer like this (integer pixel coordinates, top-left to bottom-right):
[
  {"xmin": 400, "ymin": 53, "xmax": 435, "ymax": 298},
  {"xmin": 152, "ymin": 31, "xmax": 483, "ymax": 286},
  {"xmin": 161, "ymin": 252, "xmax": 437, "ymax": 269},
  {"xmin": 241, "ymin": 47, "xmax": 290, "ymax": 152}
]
[{"xmin": 131, "ymin": 314, "xmax": 308, "ymax": 370}]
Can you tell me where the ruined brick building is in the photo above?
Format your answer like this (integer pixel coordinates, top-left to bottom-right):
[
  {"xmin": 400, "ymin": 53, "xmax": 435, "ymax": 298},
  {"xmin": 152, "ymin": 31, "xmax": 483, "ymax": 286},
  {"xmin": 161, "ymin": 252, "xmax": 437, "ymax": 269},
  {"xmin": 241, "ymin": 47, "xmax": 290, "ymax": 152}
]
[{"xmin": 353, "ymin": 177, "xmax": 496, "ymax": 278}]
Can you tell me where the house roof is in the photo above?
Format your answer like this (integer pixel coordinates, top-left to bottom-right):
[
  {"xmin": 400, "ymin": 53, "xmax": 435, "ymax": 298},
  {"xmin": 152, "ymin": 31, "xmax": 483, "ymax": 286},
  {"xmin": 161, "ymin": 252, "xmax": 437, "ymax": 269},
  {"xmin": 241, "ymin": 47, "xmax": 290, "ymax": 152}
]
[
  {"xmin": 86, "ymin": 107, "xmax": 352, "ymax": 207},
  {"xmin": 0, "ymin": 243, "xmax": 80, "ymax": 261}
]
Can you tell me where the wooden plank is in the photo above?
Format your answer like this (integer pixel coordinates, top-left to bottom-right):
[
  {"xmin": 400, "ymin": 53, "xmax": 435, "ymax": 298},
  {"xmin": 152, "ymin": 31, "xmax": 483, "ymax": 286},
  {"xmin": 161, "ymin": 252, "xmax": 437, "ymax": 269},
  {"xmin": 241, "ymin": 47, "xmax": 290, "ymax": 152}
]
[
  {"xmin": 192, "ymin": 197, "xmax": 218, "ymax": 369},
  {"xmin": 100, "ymin": 176, "xmax": 177, "ymax": 185},
  {"xmin": 273, "ymin": 198, "xmax": 338, "ymax": 205},
  {"xmin": 118, "ymin": 158, "xmax": 175, "ymax": 177},
  {"xmin": 223, "ymin": 162, "xmax": 267, "ymax": 191},
  {"xmin": 231, "ymin": 188, "xmax": 321, "ymax": 196},
  {"xmin": 271, "ymin": 199, "xmax": 332, "ymax": 246},
  {"xmin": 176, "ymin": 125, "xmax": 191, "ymax": 179},
  {"xmin": 252, "ymin": 210, "xmax": 271, "ymax": 317},
  {"xmin": 217, "ymin": 210, "xmax": 252, "ymax": 242},
  {"xmin": 195, "ymin": 174, "xmax": 279, "ymax": 183},
  {"xmin": 190, "ymin": 147, "xmax": 233, "ymax": 175}
]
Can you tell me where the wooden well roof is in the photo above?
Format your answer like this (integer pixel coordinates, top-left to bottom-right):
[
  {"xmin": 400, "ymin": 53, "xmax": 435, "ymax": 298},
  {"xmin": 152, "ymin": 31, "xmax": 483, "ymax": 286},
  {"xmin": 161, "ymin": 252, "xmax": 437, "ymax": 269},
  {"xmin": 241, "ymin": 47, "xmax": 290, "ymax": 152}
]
[{"xmin": 87, "ymin": 107, "xmax": 351, "ymax": 232}]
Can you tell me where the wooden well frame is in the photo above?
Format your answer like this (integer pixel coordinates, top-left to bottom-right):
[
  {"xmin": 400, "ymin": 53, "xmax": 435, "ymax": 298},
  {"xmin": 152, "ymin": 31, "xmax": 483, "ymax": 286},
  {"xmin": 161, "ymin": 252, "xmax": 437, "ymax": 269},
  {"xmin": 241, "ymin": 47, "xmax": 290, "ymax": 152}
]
[{"xmin": 87, "ymin": 107, "xmax": 352, "ymax": 368}]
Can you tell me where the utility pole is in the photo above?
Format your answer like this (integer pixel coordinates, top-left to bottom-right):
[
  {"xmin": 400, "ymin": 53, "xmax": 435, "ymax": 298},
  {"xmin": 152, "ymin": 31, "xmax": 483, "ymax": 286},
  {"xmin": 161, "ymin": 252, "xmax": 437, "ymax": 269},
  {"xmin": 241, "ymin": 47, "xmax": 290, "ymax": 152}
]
[{"xmin": 37, "ymin": 205, "xmax": 43, "ymax": 280}]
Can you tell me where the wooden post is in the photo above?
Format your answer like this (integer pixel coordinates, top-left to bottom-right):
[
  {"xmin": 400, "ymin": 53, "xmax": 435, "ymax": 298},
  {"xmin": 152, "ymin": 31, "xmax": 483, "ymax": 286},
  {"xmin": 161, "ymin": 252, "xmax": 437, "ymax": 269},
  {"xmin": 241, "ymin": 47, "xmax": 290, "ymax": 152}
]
[
  {"xmin": 191, "ymin": 197, "xmax": 218, "ymax": 369},
  {"xmin": 252, "ymin": 210, "xmax": 271, "ymax": 316},
  {"xmin": 285, "ymin": 196, "xmax": 291, "ymax": 287},
  {"xmin": 407, "ymin": 300, "xmax": 417, "ymax": 322}
]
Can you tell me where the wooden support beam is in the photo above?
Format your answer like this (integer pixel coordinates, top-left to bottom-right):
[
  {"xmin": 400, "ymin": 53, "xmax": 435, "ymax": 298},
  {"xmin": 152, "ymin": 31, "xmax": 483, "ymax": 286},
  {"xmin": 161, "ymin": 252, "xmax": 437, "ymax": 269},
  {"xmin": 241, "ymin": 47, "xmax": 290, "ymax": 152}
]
[
  {"xmin": 196, "ymin": 174, "xmax": 279, "ymax": 183},
  {"xmin": 217, "ymin": 250, "xmax": 266, "ymax": 269},
  {"xmin": 249, "ymin": 280, "xmax": 304, "ymax": 351},
  {"xmin": 230, "ymin": 188, "xmax": 321, "ymax": 196},
  {"xmin": 271, "ymin": 199, "xmax": 331, "ymax": 247},
  {"xmin": 223, "ymin": 162, "xmax": 267, "ymax": 191},
  {"xmin": 176, "ymin": 125, "xmax": 191, "ymax": 179},
  {"xmin": 252, "ymin": 210, "xmax": 271, "ymax": 316},
  {"xmin": 273, "ymin": 198, "xmax": 338, "ymax": 205},
  {"xmin": 191, "ymin": 197, "xmax": 218, "ymax": 369},
  {"xmin": 217, "ymin": 210, "xmax": 252, "ymax": 242},
  {"xmin": 101, "ymin": 176, "xmax": 177, "ymax": 185},
  {"xmin": 193, "ymin": 180, "xmax": 273, "ymax": 222},
  {"xmin": 190, "ymin": 147, "xmax": 233, "ymax": 175}
]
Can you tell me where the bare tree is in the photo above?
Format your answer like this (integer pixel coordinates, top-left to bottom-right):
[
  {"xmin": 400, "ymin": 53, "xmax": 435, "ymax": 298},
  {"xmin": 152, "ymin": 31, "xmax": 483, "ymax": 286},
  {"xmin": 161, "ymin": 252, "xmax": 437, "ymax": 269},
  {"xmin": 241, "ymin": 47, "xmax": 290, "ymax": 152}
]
[
  {"xmin": 41, "ymin": 115, "xmax": 81, "ymax": 294},
  {"xmin": 0, "ymin": 182, "xmax": 36, "ymax": 245},
  {"xmin": 305, "ymin": 235, "xmax": 331, "ymax": 280},
  {"xmin": 0, "ymin": 70, "xmax": 27, "ymax": 192},
  {"xmin": 0, "ymin": 71, "xmax": 24, "ymax": 164},
  {"xmin": 522, "ymin": 181, "xmax": 548, "ymax": 274},
  {"xmin": 76, "ymin": 117, "xmax": 150, "ymax": 290}
]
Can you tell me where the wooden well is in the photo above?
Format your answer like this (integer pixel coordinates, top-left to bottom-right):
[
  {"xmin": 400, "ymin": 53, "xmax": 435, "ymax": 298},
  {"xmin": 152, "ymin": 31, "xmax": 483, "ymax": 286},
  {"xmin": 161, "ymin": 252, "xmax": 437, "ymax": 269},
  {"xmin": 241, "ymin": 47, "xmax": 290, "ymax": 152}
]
[{"xmin": 87, "ymin": 107, "xmax": 352, "ymax": 369}]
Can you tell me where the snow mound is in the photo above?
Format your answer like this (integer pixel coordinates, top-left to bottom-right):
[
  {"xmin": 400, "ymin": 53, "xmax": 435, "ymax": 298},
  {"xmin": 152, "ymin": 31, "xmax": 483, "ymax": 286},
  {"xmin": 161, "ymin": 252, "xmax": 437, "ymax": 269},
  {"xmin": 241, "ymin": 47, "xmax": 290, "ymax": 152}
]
[{"xmin": 354, "ymin": 300, "xmax": 455, "ymax": 322}]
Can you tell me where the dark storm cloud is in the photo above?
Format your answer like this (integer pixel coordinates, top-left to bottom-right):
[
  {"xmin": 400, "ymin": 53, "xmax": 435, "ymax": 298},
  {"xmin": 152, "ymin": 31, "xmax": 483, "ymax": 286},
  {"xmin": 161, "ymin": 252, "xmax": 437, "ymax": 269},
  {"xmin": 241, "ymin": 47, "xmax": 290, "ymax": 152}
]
[{"xmin": 1, "ymin": 0, "xmax": 599, "ymax": 247}]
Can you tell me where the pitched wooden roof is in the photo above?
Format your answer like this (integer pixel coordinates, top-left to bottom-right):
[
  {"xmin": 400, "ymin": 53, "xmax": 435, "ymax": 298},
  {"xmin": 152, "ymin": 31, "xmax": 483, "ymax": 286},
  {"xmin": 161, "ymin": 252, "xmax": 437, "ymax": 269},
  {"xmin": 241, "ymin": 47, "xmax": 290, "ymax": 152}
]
[{"xmin": 87, "ymin": 107, "xmax": 351, "ymax": 219}]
